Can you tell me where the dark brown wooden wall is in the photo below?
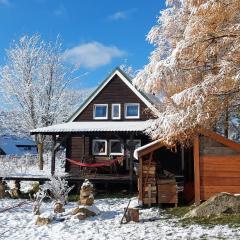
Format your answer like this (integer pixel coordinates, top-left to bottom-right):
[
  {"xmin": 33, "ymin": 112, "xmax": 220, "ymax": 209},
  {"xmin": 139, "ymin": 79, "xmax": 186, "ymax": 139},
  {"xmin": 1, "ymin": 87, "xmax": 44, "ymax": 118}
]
[
  {"xmin": 66, "ymin": 136, "xmax": 89, "ymax": 172},
  {"xmin": 199, "ymin": 136, "xmax": 240, "ymax": 200},
  {"xmin": 74, "ymin": 74, "xmax": 154, "ymax": 121}
]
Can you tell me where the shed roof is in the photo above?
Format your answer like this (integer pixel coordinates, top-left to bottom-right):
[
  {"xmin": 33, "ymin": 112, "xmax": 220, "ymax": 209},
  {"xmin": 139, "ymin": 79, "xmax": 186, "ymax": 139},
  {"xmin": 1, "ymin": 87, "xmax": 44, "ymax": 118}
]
[
  {"xmin": 30, "ymin": 121, "xmax": 152, "ymax": 134},
  {"xmin": 0, "ymin": 136, "xmax": 37, "ymax": 156},
  {"xmin": 134, "ymin": 129, "xmax": 240, "ymax": 159}
]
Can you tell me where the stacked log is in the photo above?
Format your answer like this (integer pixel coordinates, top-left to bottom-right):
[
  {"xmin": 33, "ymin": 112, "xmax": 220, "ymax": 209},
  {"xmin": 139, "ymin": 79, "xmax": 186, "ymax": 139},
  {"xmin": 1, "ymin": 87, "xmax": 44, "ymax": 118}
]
[
  {"xmin": 142, "ymin": 163, "xmax": 157, "ymax": 205},
  {"xmin": 79, "ymin": 179, "xmax": 94, "ymax": 206},
  {"xmin": 157, "ymin": 178, "xmax": 178, "ymax": 206}
]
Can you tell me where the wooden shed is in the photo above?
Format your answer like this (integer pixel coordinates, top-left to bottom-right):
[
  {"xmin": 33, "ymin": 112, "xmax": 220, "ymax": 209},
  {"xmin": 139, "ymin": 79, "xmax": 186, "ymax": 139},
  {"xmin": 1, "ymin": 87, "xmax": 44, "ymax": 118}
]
[{"xmin": 135, "ymin": 129, "xmax": 240, "ymax": 206}]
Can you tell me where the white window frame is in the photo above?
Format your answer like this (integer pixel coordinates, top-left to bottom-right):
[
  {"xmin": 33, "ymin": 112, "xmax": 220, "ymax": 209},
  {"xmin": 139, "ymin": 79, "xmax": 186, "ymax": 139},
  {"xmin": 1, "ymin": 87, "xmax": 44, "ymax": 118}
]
[
  {"xmin": 93, "ymin": 104, "xmax": 108, "ymax": 120},
  {"xmin": 92, "ymin": 139, "xmax": 107, "ymax": 155},
  {"xmin": 124, "ymin": 103, "xmax": 140, "ymax": 119},
  {"xmin": 111, "ymin": 103, "xmax": 121, "ymax": 120},
  {"xmin": 109, "ymin": 139, "xmax": 124, "ymax": 156}
]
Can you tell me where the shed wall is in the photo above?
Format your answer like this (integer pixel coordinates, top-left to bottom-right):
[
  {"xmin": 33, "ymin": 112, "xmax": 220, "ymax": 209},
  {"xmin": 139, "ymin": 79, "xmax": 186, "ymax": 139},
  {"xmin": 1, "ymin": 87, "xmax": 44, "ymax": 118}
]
[{"xmin": 199, "ymin": 136, "xmax": 240, "ymax": 200}]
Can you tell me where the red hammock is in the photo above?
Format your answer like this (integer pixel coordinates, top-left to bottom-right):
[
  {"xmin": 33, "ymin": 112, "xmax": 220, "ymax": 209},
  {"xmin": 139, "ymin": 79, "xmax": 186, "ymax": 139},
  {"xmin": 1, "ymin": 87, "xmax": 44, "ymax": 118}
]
[{"xmin": 66, "ymin": 158, "xmax": 119, "ymax": 168}]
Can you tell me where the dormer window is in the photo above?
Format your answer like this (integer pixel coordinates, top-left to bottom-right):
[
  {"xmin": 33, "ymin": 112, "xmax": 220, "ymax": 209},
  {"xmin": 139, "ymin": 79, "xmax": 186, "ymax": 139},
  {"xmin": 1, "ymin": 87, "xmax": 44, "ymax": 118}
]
[
  {"xmin": 125, "ymin": 103, "xmax": 140, "ymax": 119},
  {"xmin": 93, "ymin": 104, "xmax": 108, "ymax": 119},
  {"xmin": 112, "ymin": 104, "xmax": 121, "ymax": 120}
]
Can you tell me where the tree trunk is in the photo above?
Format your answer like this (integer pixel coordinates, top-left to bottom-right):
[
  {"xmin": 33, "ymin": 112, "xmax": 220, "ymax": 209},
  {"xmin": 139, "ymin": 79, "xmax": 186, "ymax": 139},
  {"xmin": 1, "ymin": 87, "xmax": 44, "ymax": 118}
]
[
  {"xmin": 36, "ymin": 134, "xmax": 44, "ymax": 170},
  {"xmin": 38, "ymin": 142, "xmax": 44, "ymax": 170}
]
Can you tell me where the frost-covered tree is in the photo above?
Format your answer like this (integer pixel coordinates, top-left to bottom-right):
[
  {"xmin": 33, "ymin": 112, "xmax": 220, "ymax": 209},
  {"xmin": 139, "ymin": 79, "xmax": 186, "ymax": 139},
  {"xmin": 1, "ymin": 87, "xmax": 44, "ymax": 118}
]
[
  {"xmin": 41, "ymin": 176, "xmax": 74, "ymax": 204},
  {"xmin": 0, "ymin": 109, "xmax": 29, "ymax": 137},
  {"xmin": 0, "ymin": 34, "xmax": 79, "ymax": 169},
  {"xmin": 134, "ymin": 0, "xmax": 240, "ymax": 146}
]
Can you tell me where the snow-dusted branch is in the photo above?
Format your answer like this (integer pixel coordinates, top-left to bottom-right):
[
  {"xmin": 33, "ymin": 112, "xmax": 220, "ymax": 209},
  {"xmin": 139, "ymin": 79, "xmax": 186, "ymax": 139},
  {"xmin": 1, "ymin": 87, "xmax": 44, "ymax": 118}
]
[{"xmin": 134, "ymin": 0, "xmax": 240, "ymax": 146}]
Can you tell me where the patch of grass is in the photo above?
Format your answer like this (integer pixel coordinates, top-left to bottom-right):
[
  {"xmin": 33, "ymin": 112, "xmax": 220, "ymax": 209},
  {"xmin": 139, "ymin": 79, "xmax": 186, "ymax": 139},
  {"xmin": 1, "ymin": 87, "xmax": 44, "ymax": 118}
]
[
  {"xmin": 181, "ymin": 214, "xmax": 240, "ymax": 227},
  {"xmin": 68, "ymin": 192, "xmax": 136, "ymax": 202},
  {"xmin": 165, "ymin": 206, "xmax": 240, "ymax": 227},
  {"xmin": 95, "ymin": 192, "xmax": 136, "ymax": 199},
  {"xmin": 68, "ymin": 194, "xmax": 79, "ymax": 202},
  {"xmin": 165, "ymin": 205, "xmax": 194, "ymax": 218}
]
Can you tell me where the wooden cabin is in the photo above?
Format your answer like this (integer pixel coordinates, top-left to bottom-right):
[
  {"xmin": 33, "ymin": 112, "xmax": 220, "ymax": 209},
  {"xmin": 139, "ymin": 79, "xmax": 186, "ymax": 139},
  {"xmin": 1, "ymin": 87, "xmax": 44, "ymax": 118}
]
[
  {"xmin": 134, "ymin": 129, "xmax": 240, "ymax": 206},
  {"xmin": 30, "ymin": 68, "xmax": 159, "ymax": 187}
]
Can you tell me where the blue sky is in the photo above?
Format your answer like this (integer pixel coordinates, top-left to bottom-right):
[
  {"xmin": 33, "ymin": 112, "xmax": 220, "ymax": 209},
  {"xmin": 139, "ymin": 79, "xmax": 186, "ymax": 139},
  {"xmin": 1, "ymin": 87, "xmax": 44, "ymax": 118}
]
[{"xmin": 0, "ymin": 0, "xmax": 165, "ymax": 90}]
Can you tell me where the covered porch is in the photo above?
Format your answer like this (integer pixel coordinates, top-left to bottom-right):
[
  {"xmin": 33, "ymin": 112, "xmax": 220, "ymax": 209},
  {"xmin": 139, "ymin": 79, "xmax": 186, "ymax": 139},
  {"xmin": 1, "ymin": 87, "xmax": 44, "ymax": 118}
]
[{"xmin": 30, "ymin": 121, "xmax": 152, "ymax": 188}]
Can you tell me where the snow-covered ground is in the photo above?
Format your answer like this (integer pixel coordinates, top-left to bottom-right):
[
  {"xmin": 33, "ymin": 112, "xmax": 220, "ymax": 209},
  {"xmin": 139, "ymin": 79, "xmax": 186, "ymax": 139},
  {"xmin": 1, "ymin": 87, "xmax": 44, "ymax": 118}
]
[
  {"xmin": 0, "ymin": 153, "xmax": 66, "ymax": 178},
  {"xmin": 0, "ymin": 198, "xmax": 239, "ymax": 240}
]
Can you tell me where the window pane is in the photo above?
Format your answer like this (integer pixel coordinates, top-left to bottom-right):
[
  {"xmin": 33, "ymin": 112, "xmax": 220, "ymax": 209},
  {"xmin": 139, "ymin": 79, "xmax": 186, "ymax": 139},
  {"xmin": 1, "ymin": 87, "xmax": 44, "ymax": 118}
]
[
  {"xmin": 110, "ymin": 141, "xmax": 122, "ymax": 153},
  {"xmin": 113, "ymin": 105, "xmax": 119, "ymax": 118},
  {"xmin": 93, "ymin": 141, "xmax": 106, "ymax": 154},
  {"xmin": 95, "ymin": 106, "xmax": 107, "ymax": 118},
  {"xmin": 127, "ymin": 105, "xmax": 138, "ymax": 116}
]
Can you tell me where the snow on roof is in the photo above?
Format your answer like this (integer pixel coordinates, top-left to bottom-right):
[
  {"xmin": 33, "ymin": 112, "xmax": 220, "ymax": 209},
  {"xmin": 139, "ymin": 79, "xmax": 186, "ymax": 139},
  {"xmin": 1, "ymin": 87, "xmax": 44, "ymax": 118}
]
[
  {"xmin": 134, "ymin": 139, "xmax": 161, "ymax": 159},
  {"xmin": 0, "ymin": 136, "xmax": 37, "ymax": 156},
  {"xmin": 31, "ymin": 121, "xmax": 152, "ymax": 134}
]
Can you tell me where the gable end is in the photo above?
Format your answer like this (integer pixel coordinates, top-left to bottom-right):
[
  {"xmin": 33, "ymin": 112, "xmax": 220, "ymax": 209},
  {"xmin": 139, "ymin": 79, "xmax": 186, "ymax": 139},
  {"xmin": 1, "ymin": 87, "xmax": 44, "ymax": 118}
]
[{"xmin": 68, "ymin": 68, "xmax": 159, "ymax": 122}]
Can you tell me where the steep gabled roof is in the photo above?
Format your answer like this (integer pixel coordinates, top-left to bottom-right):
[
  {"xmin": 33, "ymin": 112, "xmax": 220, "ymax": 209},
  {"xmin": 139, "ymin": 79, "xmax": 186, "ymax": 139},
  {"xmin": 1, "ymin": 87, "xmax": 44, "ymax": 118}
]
[{"xmin": 67, "ymin": 67, "xmax": 160, "ymax": 122}]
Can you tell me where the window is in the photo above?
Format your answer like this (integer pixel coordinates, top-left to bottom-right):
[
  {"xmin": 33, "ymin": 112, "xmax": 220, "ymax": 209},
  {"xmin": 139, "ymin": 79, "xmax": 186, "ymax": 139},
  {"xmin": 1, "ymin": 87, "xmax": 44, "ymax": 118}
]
[
  {"xmin": 126, "ymin": 139, "xmax": 141, "ymax": 151},
  {"xmin": 112, "ymin": 104, "xmax": 121, "ymax": 119},
  {"xmin": 93, "ymin": 104, "xmax": 108, "ymax": 119},
  {"xmin": 125, "ymin": 103, "xmax": 140, "ymax": 119},
  {"xmin": 92, "ymin": 139, "xmax": 107, "ymax": 155},
  {"xmin": 109, "ymin": 140, "xmax": 124, "ymax": 155}
]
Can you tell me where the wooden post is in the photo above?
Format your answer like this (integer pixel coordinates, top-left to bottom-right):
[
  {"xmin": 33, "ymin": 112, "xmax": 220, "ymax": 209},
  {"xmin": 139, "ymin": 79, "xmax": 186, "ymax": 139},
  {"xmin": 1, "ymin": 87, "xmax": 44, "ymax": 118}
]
[
  {"xmin": 129, "ymin": 133, "xmax": 134, "ymax": 193},
  {"xmin": 138, "ymin": 157, "xmax": 143, "ymax": 204},
  {"xmin": 51, "ymin": 135, "xmax": 56, "ymax": 176},
  {"xmin": 181, "ymin": 146, "xmax": 184, "ymax": 174},
  {"xmin": 83, "ymin": 135, "xmax": 85, "ymax": 157},
  {"xmin": 194, "ymin": 135, "xmax": 200, "ymax": 206}
]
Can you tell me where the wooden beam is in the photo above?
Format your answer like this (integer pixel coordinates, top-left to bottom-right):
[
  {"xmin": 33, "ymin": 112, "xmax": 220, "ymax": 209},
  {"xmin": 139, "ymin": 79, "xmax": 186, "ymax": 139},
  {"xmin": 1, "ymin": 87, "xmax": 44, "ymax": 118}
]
[
  {"xmin": 200, "ymin": 129, "xmax": 240, "ymax": 153},
  {"xmin": 194, "ymin": 134, "xmax": 201, "ymax": 206},
  {"xmin": 51, "ymin": 135, "xmax": 57, "ymax": 176},
  {"xmin": 137, "ymin": 141, "xmax": 163, "ymax": 158},
  {"xmin": 54, "ymin": 133, "xmax": 71, "ymax": 152}
]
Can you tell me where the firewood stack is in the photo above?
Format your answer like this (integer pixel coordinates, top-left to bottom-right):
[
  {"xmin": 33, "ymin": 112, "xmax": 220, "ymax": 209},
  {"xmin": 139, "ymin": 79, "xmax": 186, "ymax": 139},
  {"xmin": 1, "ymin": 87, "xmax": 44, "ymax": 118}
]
[{"xmin": 142, "ymin": 162, "xmax": 157, "ymax": 205}]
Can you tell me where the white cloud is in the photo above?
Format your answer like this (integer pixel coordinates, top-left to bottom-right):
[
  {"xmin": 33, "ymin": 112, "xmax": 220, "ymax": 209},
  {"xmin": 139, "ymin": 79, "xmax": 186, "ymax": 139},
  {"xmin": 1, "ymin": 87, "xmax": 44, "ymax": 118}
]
[
  {"xmin": 108, "ymin": 8, "xmax": 137, "ymax": 21},
  {"xmin": 64, "ymin": 42, "xmax": 126, "ymax": 69},
  {"xmin": 0, "ymin": 0, "xmax": 10, "ymax": 6},
  {"xmin": 54, "ymin": 4, "xmax": 66, "ymax": 16},
  {"xmin": 109, "ymin": 11, "xmax": 127, "ymax": 21}
]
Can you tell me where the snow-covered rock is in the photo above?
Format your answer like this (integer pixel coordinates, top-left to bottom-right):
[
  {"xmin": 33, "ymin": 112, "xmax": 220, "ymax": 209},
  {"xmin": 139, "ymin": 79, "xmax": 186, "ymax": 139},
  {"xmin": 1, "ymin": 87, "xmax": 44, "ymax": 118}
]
[
  {"xmin": 35, "ymin": 211, "xmax": 53, "ymax": 225},
  {"xmin": 184, "ymin": 192, "xmax": 240, "ymax": 218}
]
